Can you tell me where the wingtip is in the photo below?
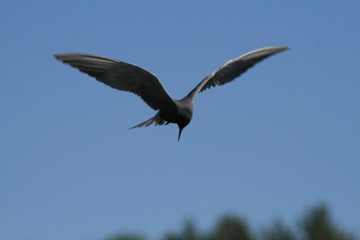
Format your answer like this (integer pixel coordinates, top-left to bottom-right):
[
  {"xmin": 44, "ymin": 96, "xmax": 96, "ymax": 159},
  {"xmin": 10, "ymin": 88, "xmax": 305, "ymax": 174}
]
[
  {"xmin": 53, "ymin": 54, "xmax": 65, "ymax": 61},
  {"xmin": 264, "ymin": 46, "xmax": 290, "ymax": 52},
  {"xmin": 278, "ymin": 46, "xmax": 290, "ymax": 52},
  {"xmin": 269, "ymin": 46, "xmax": 290, "ymax": 55},
  {"xmin": 272, "ymin": 46, "xmax": 290, "ymax": 52}
]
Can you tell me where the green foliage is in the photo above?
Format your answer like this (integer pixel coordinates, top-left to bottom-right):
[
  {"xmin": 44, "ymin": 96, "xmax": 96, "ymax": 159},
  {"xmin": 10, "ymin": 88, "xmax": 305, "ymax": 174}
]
[
  {"xmin": 212, "ymin": 215, "xmax": 253, "ymax": 240},
  {"xmin": 105, "ymin": 233, "xmax": 146, "ymax": 240},
  {"xmin": 260, "ymin": 221, "xmax": 296, "ymax": 240},
  {"xmin": 300, "ymin": 204, "xmax": 355, "ymax": 240},
  {"xmin": 164, "ymin": 220, "xmax": 204, "ymax": 240},
  {"xmin": 104, "ymin": 204, "xmax": 357, "ymax": 240}
]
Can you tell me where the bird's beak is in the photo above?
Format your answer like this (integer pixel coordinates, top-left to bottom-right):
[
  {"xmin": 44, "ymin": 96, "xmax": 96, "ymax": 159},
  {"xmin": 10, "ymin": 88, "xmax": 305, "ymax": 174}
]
[{"xmin": 178, "ymin": 127, "xmax": 183, "ymax": 141}]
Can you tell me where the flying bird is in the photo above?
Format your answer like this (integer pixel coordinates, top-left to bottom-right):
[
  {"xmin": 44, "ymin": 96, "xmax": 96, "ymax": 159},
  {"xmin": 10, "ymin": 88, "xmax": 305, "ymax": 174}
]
[{"xmin": 54, "ymin": 46, "xmax": 289, "ymax": 140}]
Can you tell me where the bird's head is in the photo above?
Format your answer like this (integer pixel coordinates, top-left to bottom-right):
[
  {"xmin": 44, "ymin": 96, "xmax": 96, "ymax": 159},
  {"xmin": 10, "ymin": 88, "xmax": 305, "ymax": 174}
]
[
  {"xmin": 177, "ymin": 111, "xmax": 192, "ymax": 141},
  {"xmin": 177, "ymin": 122, "xmax": 188, "ymax": 141},
  {"xmin": 174, "ymin": 99, "xmax": 194, "ymax": 141},
  {"xmin": 177, "ymin": 123, "xmax": 185, "ymax": 141}
]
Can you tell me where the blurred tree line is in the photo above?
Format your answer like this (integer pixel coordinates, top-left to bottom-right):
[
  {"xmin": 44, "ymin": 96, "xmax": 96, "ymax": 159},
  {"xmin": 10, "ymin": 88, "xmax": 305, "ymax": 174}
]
[{"xmin": 105, "ymin": 204, "xmax": 357, "ymax": 240}]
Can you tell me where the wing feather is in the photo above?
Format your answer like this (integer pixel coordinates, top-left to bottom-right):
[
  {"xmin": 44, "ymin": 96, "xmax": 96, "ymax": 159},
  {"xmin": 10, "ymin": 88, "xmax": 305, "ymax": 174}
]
[
  {"xmin": 54, "ymin": 54, "xmax": 175, "ymax": 110},
  {"xmin": 187, "ymin": 46, "xmax": 289, "ymax": 99}
]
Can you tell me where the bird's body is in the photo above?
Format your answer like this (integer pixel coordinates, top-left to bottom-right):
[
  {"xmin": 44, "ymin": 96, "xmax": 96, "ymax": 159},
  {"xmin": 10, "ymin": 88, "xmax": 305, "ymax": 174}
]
[
  {"xmin": 55, "ymin": 46, "xmax": 288, "ymax": 140},
  {"xmin": 160, "ymin": 99, "xmax": 193, "ymax": 127}
]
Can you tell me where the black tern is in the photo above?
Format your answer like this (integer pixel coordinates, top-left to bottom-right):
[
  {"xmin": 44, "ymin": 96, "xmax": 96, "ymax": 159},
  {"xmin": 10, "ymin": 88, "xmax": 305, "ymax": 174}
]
[{"xmin": 55, "ymin": 46, "xmax": 289, "ymax": 140}]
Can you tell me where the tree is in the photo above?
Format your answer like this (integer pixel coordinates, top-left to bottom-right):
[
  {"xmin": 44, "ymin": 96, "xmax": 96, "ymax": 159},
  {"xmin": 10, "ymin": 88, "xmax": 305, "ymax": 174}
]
[
  {"xmin": 300, "ymin": 204, "xmax": 355, "ymax": 240},
  {"xmin": 105, "ymin": 233, "xmax": 146, "ymax": 240},
  {"xmin": 163, "ymin": 220, "xmax": 205, "ymax": 240},
  {"xmin": 211, "ymin": 215, "xmax": 253, "ymax": 240},
  {"xmin": 103, "ymin": 204, "xmax": 358, "ymax": 240},
  {"xmin": 260, "ymin": 221, "xmax": 297, "ymax": 240}
]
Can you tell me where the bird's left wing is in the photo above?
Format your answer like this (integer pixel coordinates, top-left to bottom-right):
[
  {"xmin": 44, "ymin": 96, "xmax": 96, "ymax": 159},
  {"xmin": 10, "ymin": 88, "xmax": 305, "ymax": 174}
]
[
  {"xmin": 186, "ymin": 46, "xmax": 289, "ymax": 100},
  {"xmin": 54, "ymin": 54, "xmax": 175, "ymax": 110}
]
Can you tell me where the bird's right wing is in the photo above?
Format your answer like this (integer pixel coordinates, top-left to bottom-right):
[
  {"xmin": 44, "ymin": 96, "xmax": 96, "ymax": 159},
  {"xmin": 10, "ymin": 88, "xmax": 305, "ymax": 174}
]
[
  {"xmin": 186, "ymin": 46, "xmax": 289, "ymax": 100},
  {"xmin": 54, "ymin": 54, "xmax": 175, "ymax": 110}
]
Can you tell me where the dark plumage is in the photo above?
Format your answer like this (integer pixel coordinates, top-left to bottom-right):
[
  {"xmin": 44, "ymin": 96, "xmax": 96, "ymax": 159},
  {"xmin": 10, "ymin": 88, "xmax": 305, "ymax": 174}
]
[{"xmin": 54, "ymin": 46, "xmax": 289, "ymax": 140}]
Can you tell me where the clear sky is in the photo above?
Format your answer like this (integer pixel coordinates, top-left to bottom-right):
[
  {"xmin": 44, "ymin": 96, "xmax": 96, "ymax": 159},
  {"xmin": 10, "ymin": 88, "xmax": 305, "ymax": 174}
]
[{"xmin": 1, "ymin": 1, "xmax": 359, "ymax": 240}]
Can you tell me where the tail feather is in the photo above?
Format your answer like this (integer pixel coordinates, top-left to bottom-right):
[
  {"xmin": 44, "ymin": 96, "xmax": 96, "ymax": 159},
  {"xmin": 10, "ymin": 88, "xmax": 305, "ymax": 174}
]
[
  {"xmin": 128, "ymin": 117, "xmax": 155, "ymax": 129},
  {"xmin": 128, "ymin": 114, "xmax": 167, "ymax": 129}
]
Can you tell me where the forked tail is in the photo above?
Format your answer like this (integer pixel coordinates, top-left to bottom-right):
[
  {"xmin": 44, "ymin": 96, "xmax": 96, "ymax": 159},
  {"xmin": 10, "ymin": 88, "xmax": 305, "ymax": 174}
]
[{"xmin": 128, "ymin": 113, "xmax": 167, "ymax": 129}]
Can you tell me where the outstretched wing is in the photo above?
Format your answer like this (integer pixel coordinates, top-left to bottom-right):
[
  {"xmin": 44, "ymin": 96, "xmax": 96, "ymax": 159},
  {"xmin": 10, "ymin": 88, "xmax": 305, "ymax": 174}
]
[
  {"xmin": 54, "ymin": 54, "xmax": 175, "ymax": 110},
  {"xmin": 187, "ymin": 46, "xmax": 289, "ymax": 99}
]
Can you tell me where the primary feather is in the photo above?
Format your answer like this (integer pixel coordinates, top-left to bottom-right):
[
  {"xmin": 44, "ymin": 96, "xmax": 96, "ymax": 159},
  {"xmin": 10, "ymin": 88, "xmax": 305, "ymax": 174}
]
[
  {"xmin": 187, "ymin": 46, "xmax": 289, "ymax": 99},
  {"xmin": 54, "ymin": 54, "xmax": 174, "ymax": 110}
]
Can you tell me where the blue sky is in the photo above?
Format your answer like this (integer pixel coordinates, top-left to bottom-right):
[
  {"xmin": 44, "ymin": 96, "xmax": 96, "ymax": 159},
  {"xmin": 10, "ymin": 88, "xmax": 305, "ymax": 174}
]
[{"xmin": 1, "ymin": 1, "xmax": 359, "ymax": 240}]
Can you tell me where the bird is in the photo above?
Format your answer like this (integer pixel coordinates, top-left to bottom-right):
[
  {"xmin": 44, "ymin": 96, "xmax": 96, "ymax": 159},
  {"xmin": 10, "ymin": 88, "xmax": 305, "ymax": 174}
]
[{"xmin": 54, "ymin": 46, "xmax": 289, "ymax": 141}]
